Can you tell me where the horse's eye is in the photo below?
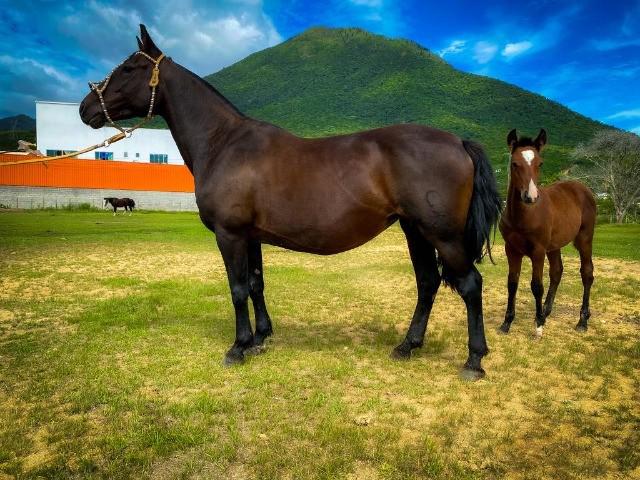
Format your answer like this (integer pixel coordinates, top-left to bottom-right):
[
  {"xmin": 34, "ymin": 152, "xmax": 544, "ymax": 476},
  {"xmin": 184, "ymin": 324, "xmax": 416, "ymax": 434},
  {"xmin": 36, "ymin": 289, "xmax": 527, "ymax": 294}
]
[
  {"xmin": 511, "ymin": 162, "xmax": 518, "ymax": 167},
  {"xmin": 122, "ymin": 65, "xmax": 134, "ymax": 73}
]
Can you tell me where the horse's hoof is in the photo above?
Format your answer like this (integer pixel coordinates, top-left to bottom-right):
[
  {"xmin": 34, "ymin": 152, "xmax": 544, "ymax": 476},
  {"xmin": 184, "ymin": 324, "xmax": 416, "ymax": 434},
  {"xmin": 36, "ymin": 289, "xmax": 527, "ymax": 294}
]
[
  {"xmin": 575, "ymin": 324, "xmax": 588, "ymax": 333},
  {"xmin": 390, "ymin": 346, "xmax": 411, "ymax": 361},
  {"xmin": 460, "ymin": 367, "xmax": 485, "ymax": 381},
  {"xmin": 244, "ymin": 344, "xmax": 266, "ymax": 356},
  {"xmin": 498, "ymin": 323, "xmax": 510, "ymax": 334},
  {"xmin": 532, "ymin": 325, "xmax": 544, "ymax": 340},
  {"xmin": 223, "ymin": 349, "xmax": 245, "ymax": 367}
]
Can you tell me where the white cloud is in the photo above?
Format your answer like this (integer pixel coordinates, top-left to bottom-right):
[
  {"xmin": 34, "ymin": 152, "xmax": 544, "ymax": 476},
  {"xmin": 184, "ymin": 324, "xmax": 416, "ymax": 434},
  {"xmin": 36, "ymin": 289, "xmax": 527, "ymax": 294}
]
[
  {"xmin": 438, "ymin": 40, "xmax": 466, "ymax": 57},
  {"xmin": 607, "ymin": 108, "xmax": 640, "ymax": 120},
  {"xmin": 473, "ymin": 41, "xmax": 498, "ymax": 64},
  {"xmin": 631, "ymin": 125, "xmax": 640, "ymax": 134},
  {"xmin": 502, "ymin": 41, "xmax": 533, "ymax": 58},
  {"xmin": 60, "ymin": 1, "xmax": 282, "ymax": 76}
]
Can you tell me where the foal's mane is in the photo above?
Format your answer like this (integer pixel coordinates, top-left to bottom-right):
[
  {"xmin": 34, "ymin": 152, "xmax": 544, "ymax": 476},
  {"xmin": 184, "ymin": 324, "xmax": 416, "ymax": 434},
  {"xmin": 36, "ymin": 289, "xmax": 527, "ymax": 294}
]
[{"xmin": 511, "ymin": 136, "xmax": 536, "ymax": 151}]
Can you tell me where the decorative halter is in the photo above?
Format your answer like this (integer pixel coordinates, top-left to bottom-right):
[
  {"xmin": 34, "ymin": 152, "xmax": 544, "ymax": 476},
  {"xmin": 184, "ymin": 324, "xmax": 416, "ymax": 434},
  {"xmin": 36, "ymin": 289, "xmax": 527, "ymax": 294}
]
[{"xmin": 88, "ymin": 51, "xmax": 166, "ymax": 138}]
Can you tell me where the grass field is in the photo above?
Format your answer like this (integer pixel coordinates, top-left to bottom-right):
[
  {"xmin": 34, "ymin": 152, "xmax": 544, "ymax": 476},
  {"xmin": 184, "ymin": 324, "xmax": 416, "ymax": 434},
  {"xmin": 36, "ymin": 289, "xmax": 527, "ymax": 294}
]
[{"xmin": 0, "ymin": 211, "xmax": 638, "ymax": 479}]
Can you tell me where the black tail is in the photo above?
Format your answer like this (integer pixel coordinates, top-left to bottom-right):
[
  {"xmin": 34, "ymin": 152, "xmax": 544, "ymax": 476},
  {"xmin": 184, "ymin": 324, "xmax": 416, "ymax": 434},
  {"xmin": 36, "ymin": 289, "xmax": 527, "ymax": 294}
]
[{"xmin": 462, "ymin": 140, "xmax": 502, "ymax": 263}]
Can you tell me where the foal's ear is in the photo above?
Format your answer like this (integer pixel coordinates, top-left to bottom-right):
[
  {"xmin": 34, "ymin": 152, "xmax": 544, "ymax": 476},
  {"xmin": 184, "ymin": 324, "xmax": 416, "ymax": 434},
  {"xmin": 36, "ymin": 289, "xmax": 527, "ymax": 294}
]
[
  {"xmin": 139, "ymin": 24, "xmax": 162, "ymax": 57},
  {"xmin": 507, "ymin": 129, "xmax": 518, "ymax": 150},
  {"xmin": 534, "ymin": 128, "xmax": 547, "ymax": 151}
]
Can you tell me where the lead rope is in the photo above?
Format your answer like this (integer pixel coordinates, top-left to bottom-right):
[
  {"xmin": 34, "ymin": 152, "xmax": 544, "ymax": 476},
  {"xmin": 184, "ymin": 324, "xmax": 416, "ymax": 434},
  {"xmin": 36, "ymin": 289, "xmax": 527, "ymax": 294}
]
[{"xmin": 0, "ymin": 52, "xmax": 166, "ymax": 167}]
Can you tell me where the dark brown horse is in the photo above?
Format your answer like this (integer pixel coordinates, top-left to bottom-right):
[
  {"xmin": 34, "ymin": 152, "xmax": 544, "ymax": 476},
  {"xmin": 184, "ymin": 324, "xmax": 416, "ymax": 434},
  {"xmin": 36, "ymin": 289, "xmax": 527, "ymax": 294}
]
[
  {"xmin": 80, "ymin": 25, "xmax": 501, "ymax": 378},
  {"xmin": 104, "ymin": 197, "xmax": 135, "ymax": 215},
  {"xmin": 499, "ymin": 129, "xmax": 596, "ymax": 337}
]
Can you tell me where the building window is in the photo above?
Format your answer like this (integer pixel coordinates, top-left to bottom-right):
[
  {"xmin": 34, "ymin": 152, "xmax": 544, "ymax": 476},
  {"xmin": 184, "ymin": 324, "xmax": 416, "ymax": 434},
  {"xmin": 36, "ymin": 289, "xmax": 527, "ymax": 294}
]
[
  {"xmin": 135, "ymin": 153, "xmax": 140, "ymax": 158},
  {"xmin": 47, "ymin": 149, "xmax": 77, "ymax": 156},
  {"xmin": 150, "ymin": 153, "xmax": 168, "ymax": 164},
  {"xmin": 123, "ymin": 151, "xmax": 128, "ymax": 158},
  {"xmin": 95, "ymin": 152, "xmax": 114, "ymax": 160}
]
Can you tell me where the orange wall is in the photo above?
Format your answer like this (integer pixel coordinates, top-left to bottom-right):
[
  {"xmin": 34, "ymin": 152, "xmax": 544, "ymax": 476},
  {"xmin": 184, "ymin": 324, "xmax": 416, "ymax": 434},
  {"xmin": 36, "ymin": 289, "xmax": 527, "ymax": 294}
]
[{"xmin": 0, "ymin": 154, "xmax": 194, "ymax": 193}]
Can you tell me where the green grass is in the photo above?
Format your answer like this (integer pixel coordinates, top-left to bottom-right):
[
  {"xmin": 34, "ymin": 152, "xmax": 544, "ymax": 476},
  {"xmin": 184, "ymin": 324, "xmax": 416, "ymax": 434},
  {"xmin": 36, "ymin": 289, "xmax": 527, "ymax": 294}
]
[{"xmin": 1, "ymin": 211, "xmax": 639, "ymax": 479}]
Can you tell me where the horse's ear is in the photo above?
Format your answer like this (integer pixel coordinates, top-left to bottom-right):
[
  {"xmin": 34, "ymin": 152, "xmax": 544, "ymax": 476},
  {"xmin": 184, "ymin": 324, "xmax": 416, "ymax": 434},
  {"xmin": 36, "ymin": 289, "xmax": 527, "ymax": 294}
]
[
  {"xmin": 139, "ymin": 24, "xmax": 162, "ymax": 57},
  {"xmin": 136, "ymin": 35, "xmax": 144, "ymax": 51},
  {"xmin": 534, "ymin": 128, "xmax": 547, "ymax": 151},
  {"xmin": 507, "ymin": 129, "xmax": 518, "ymax": 150}
]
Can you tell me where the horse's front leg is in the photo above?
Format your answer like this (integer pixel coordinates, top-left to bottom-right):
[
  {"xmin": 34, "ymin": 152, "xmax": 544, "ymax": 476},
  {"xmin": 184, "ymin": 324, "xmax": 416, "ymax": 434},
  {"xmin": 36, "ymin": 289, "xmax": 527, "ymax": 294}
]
[
  {"xmin": 248, "ymin": 240, "xmax": 273, "ymax": 350},
  {"xmin": 216, "ymin": 228, "xmax": 254, "ymax": 365},
  {"xmin": 500, "ymin": 242, "xmax": 523, "ymax": 334},
  {"xmin": 530, "ymin": 250, "xmax": 546, "ymax": 338}
]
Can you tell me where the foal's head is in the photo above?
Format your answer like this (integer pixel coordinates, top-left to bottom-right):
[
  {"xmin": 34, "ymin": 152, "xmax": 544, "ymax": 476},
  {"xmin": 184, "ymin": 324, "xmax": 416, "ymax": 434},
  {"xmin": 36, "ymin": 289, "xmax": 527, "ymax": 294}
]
[
  {"xmin": 80, "ymin": 25, "xmax": 165, "ymax": 129},
  {"xmin": 507, "ymin": 128, "xmax": 547, "ymax": 204}
]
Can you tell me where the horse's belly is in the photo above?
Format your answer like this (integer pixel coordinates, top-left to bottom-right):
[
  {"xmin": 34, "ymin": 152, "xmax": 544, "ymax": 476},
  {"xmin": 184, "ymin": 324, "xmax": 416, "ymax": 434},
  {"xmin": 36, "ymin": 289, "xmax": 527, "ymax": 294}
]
[{"xmin": 254, "ymin": 209, "xmax": 396, "ymax": 255}]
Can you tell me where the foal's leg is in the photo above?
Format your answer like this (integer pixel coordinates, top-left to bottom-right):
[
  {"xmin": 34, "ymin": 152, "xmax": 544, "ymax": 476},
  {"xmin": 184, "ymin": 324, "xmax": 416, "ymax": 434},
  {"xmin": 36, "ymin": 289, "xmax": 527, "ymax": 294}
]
[
  {"xmin": 530, "ymin": 250, "xmax": 546, "ymax": 338},
  {"xmin": 436, "ymin": 240, "xmax": 488, "ymax": 380},
  {"xmin": 215, "ymin": 229, "xmax": 254, "ymax": 365},
  {"xmin": 248, "ymin": 240, "xmax": 273, "ymax": 349},
  {"xmin": 500, "ymin": 242, "xmax": 523, "ymax": 334},
  {"xmin": 543, "ymin": 250, "xmax": 563, "ymax": 318},
  {"xmin": 391, "ymin": 219, "xmax": 441, "ymax": 360},
  {"xmin": 574, "ymin": 231, "xmax": 594, "ymax": 332}
]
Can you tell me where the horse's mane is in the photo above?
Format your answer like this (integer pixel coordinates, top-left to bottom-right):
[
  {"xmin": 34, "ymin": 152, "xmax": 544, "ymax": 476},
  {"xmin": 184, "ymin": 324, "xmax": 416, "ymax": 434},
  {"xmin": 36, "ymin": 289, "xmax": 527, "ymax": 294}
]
[
  {"xmin": 512, "ymin": 136, "xmax": 536, "ymax": 149},
  {"xmin": 175, "ymin": 62, "xmax": 246, "ymax": 117}
]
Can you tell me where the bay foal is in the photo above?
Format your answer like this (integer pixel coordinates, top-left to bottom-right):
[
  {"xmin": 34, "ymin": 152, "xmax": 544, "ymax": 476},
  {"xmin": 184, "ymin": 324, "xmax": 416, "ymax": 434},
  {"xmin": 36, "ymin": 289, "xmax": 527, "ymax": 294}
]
[{"xmin": 499, "ymin": 129, "xmax": 596, "ymax": 337}]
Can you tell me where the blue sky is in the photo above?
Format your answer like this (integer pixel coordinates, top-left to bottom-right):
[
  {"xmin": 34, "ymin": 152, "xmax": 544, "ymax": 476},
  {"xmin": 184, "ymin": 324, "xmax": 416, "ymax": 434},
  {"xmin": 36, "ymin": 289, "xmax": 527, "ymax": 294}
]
[{"xmin": 1, "ymin": 0, "xmax": 639, "ymax": 133}]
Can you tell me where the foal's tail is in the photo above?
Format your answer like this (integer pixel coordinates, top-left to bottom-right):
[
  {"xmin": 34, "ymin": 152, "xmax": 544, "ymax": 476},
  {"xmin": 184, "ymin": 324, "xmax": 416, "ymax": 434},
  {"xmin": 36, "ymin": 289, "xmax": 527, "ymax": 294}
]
[{"xmin": 462, "ymin": 140, "xmax": 502, "ymax": 264}]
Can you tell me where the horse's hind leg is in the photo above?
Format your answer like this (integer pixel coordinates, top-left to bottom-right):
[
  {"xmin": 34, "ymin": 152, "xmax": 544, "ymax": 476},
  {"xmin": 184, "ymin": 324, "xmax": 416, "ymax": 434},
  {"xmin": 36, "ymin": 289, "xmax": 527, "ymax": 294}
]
[
  {"xmin": 574, "ymin": 229, "xmax": 594, "ymax": 332},
  {"xmin": 247, "ymin": 240, "xmax": 273, "ymax": 351},
  {"xmin": 391, "ymin": 219, "xmax": 441, "ymax": 360},
  {"xmin": 435, "ymin": 239, "xmax": 488, "ymax": 379},
  {"xmin": 543, "ymin": 250, "xmax": 563, "ymax": 319}
]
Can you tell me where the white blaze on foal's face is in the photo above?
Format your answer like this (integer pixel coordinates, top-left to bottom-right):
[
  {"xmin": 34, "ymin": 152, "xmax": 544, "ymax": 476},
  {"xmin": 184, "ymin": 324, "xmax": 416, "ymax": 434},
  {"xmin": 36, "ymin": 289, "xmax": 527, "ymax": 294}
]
[{"xmin": 521, "ymin": 149, "xmax": 535, "ymax": 165}]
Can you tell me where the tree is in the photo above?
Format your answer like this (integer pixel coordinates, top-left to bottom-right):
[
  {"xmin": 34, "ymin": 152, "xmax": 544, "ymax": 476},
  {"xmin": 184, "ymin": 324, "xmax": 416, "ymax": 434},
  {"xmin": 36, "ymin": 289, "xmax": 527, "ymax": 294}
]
[{"xmin": 572, "ymin": 130, "xmax": 640, "ymax": 223}]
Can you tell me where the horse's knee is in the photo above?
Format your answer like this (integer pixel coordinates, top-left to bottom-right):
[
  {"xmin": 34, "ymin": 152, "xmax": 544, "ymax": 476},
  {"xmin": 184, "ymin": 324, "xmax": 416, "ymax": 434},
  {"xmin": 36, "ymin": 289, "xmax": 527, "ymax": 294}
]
[{"xmin": 230, "ymin": 284, "xmax": 249, "ymax": 307}]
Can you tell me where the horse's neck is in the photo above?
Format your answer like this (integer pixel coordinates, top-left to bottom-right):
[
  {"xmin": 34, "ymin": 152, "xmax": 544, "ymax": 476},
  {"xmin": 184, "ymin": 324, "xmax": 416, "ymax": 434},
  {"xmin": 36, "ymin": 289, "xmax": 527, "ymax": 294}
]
[{"xmin": 157, "ymin": 61, "xmax": 244, "ymax": 175}]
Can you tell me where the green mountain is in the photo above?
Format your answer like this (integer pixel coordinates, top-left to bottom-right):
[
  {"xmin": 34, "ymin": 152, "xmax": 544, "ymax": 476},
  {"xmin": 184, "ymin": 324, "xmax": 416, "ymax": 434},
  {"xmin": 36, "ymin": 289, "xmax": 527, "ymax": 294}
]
[
  {"xmin": 202, "ymin": 27, "xmax": 607, "ymax": 187},
  {"xmin": 0, "ymin": 115, "xmax": 36, "ymax": 151},
  {"xmin": 0, "ymin": 114, "xmax": 35, "ymax": 131}
]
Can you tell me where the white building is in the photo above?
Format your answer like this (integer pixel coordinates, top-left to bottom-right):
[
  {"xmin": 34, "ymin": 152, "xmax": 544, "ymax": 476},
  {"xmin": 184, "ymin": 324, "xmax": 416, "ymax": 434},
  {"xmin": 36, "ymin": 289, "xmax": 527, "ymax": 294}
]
[{"xmin": 35, "ymin": 101, "xmax": 184, "ymax": 165}]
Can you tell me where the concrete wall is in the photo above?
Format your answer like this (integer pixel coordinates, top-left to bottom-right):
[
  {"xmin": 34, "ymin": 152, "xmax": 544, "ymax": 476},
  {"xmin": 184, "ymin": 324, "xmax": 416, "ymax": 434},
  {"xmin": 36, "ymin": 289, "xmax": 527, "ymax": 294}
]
[
  {"xmin": 0, "ymin": 186, "xmax": 198, "ymax": 211},
  {"xmin": 36, "ymin": 102, "xmax": 184, "ymax": 165}
]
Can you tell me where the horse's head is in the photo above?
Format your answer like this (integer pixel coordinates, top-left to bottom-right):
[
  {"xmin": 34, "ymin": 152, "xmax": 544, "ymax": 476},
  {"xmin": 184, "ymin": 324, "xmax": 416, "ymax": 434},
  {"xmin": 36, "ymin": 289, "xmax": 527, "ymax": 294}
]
[
  {"xmin": 507, "ymin": 128, "xmax": 546, "ymax": 204},
  {"xmin": 80, "ymin": 25, "xmax": 165, "ymax": 129}
]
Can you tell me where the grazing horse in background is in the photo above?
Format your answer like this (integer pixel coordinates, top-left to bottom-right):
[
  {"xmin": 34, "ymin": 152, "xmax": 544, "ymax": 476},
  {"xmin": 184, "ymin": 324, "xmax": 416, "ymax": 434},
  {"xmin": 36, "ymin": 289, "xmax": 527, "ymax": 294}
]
[
  {"xmin": 104, "ymin": 197, "xmax": 135, "ymax": 215},
  {"xmin": 499, "ymin": 129, "xmax": 596, "ymax": 337},
  {"xmin": 80, "ymin": 25, "xmax": 501, "ymax": 378}
]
